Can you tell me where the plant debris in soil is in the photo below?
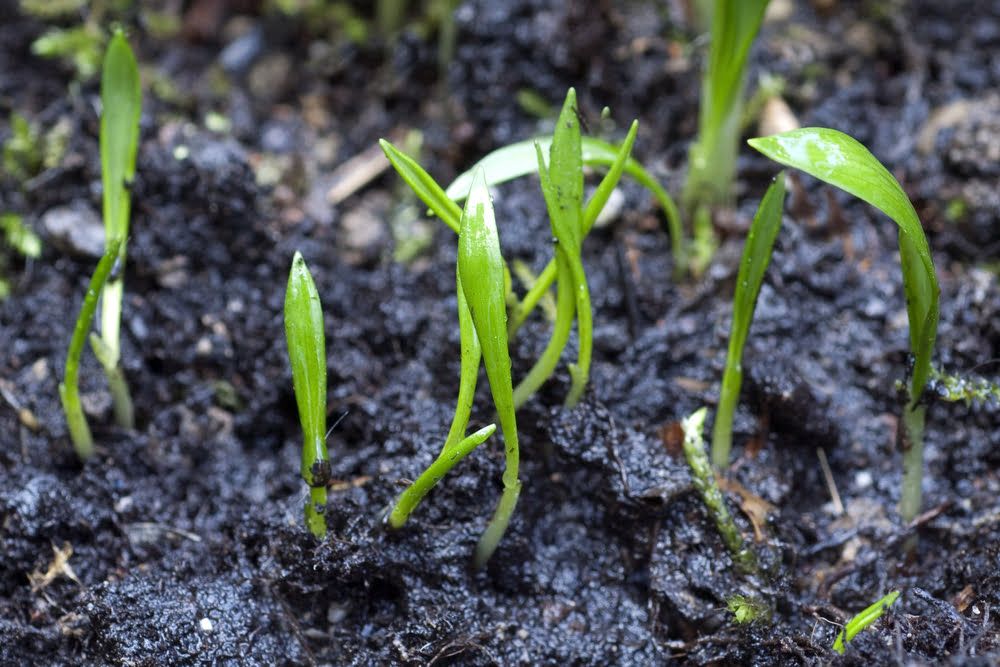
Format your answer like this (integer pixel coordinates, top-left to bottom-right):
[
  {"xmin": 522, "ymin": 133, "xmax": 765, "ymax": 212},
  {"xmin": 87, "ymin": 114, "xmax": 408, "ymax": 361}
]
[{"xmin": 1, "ymin": 0, "xmax": 999, "ymax": 665}]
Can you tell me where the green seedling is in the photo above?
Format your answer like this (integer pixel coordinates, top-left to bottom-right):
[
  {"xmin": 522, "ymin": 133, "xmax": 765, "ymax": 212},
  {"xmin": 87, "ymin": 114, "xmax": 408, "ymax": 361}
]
[
  {"xmin": 31, "ymin": 23, "xmax": 105, "ymax": 80},
  {"xmin": 59, "ymin": 239, "xmax": 122, "ymax": 459},
  {"xmin": 833, "ymin": 590, "xmax": 900, "ymax": 654},
  {"xmin": 444, "ymin": 125, "xmax": 684, "ymax": 283},
  {"xmin": 284, "ymin": 252, "xmax": 331, "ymax": 539},
  {"xmin": 0, "ymin": 212, "xmax": 43, "ymax": 299},
  {"xmin": 748, "ymin": 128, "xmax": 940, "ymax": 524},
  {"xmin": 511, "ymin": 89, "xmax": 594, "ymax": 408},
  {"xmin": 89, "ymin": 28, "xmax": 141, "ymax": 431},
  {"xmin": 457, "ymin": 168, "xmax": 522, "ymax": 567},
  {"xmin": 727, "ymin": 594, "xmax": 770, "ymax": 624},
  {"xmin": 711, "ymin": 172, "xmax": 786, "ymax": 467},
  {"xmin": 683, "ymin": 0, "xmax": 771, "ymax": 275},
  {"xmin": 682, "ymin": 407, "xmax": 755, "ymax": 572}
]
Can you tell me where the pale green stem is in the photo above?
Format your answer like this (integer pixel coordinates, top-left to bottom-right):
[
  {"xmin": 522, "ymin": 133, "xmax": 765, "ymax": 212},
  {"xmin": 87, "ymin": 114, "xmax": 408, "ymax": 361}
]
[
  {"xmin": 711, "ymin": 363, "xmax": 741, "ymax": 468},
  {"xmin": 512, "ymin": 252, "xmax": 576, "ymax": 409},
  {"xmin": 388, "ymin": 424, "xmax": 496, "ymax": 529},
  {"xmin": 60, "ymin": 238, "xmax": 122, "ymax": 460},
  {"xmin": 898, "ymin": 402, "xmax": 927, "ymax": 524}
]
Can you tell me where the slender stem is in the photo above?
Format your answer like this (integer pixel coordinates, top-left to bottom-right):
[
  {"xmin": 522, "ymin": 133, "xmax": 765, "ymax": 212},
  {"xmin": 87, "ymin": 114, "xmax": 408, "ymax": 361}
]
[
  {"xmin": 474, "ymin": 480, "xmax": 522, "ymax": 569},
  {"xmin": 898, "ymin": 402, "xmax": 926, "ymax": 524},
  {"xmin": 564, "ymin": 249, "xmax": 592, "ymax": 407},
  {"xmin": 90, "ymin": 331, "xmax": 134, "ymax": 429},
  {"xmin": 683, "ymin": 408, "xmax": 756, "ymax": 573},
  {"xmin": 442, "ymin": 274, "xmax": 482, "ymax": 453},
  {"xmin": 509, "ymin": 261, "xmax": 557, "ymax": 335},
  {"xmin": 711, "ymin": 363, "xmax": 741, "ymax": 468},
  {"xmin": 305, "ymin": 485, "xmax": 328, "ymax": 539},
  {"xmin": 512, "ymin": 252, "xmax": 576, "ymax": 409},
  {"xmin": 388, "ymin": 424, "xmax": 496, "ymax": 528},
  {"xmin": 60, "ymin": 239, "xmax": 122, "ymax": 460}
]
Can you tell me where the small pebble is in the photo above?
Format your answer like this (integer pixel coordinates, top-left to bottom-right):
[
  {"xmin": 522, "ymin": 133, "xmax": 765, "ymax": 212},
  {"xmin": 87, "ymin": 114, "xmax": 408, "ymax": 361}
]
[{"xmin": 40, "ymin": 204, "xmax": 104, "ymax": 258}]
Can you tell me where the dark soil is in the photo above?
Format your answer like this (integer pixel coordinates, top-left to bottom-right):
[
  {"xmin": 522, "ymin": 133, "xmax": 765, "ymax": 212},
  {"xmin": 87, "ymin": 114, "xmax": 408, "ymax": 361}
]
[{"xmin": 2, "ymin": 0, "xmax": 999, "ymax": 665}]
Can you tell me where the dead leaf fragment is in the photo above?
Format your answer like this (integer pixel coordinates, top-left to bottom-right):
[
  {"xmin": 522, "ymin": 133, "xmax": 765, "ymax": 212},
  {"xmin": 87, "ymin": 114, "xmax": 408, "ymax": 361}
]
[{"xmin": 28, "ymin": 542, "xmax": 80, "ymax": 592}]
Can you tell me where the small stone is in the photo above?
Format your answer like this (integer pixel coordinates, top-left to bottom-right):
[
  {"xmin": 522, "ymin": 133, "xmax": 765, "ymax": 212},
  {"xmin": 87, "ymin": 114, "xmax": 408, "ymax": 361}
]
[
  {"xmin": 40, "ymin": 204, "xmax": 104, "ymax": 258},
  {"xmin": 198, "ymin": 617, "xmax": 213, "ymax": 632},
  {"xmin": 339, "ymin": 198, "xmax": 387, "ymax": 265},
  {"xmin": 249, "ymin": 53, "xmax": 292, "ymax": 102}
]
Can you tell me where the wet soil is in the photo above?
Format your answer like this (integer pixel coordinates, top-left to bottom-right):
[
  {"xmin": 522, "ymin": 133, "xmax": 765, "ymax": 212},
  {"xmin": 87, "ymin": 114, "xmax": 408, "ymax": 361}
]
[{"xmin": 1, "ymin": 0, "xmax": 999, "ymax": 665}]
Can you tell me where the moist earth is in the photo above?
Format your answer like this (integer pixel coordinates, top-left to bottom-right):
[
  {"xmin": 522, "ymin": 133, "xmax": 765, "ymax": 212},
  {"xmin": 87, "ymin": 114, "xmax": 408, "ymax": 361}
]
[{"xmin": 1, "ymin": 0, "xmax": 999, "ymax": 665}]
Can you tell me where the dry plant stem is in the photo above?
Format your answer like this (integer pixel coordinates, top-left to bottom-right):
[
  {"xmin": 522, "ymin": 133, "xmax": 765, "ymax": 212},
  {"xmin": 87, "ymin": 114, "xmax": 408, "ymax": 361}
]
[{"xmin": 60, "ymin": 238, "xmax": 123, "ymax": 460}]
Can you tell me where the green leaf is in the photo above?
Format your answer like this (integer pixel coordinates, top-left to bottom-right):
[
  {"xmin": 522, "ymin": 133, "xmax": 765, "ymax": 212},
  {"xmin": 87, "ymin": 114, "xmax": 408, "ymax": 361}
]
[
  {"xmin": 548, "ymin": 88, "xmax": 583, "ymax": 244},
  {"xmin": 747, "ymin": 128, "xmax": 939, "ymax": 403},
  {"xmin": 711, "ymin": 172, "xmax": 786, "ymax": 467},
  {"xmin": 457, "ymin": 167, "xmax": 522, "ymax": 565},
  {"xmin": 379, "ymin": 138, "xmax": 462, "ymax": 232},
  {"xmin": 101, "ymin": 28, "xmax": 141, "ymax": 241},
  {"xmin": 833, "ymin": 590, "xmax": 900, "ymax": 654},
  {"xmin": 445, "ymin": 133, "xmax": 685, "ymax": 275},
  {"xmin": 684, "ymin": 0, "xmax": 770, "ymax": 211},
  {"xmin": 284, "ymin": 251, "xmax": 328, "ymax": 490}
]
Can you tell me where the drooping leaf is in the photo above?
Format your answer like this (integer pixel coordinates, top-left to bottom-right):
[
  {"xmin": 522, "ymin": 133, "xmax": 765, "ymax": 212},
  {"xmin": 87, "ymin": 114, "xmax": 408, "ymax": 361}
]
[{"xmin": 747, "ymin": 128, "xmax": 939, "ymax": 402}]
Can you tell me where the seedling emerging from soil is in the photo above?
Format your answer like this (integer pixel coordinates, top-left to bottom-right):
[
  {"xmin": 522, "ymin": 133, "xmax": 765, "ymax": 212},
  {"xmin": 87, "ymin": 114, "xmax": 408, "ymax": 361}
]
[
  {"xmin": 833, "ymin": 590, "xmax": 900, "ymax": 654},
  {"xmin": 284, "ymin": 252, "xmax": 330, "ymax": 539},
  {"xmin": 683, "ymin": 0, "xmax": 771, "ymax": 275},
  {"xmin": 458, "ymin": 169, "xmax": 523, "ymax": 567},
  {"xmin": 711, "ymin": 172, "xmax": 786, "ymax": 467},
  {"xmin": 92, "ymin": 29, "xmax": 141, "ymax": 431},
  {"xmin": 61, "ymin": 30, "xmax": 140, "ymax": 458},
  {"xmin": 682, "ymin": 407, "xmax": 755, "ymax": 572},
  {"xmin": 512, "ymin": 88, "xmax": 601, "ymax": 409},
  {"xmin": 59, "ymin": 239, "xmax": 122, "ymax": 459},
  {"xmin": 748, "ymin": 128, "xmax": 940, "ymax": 524}
]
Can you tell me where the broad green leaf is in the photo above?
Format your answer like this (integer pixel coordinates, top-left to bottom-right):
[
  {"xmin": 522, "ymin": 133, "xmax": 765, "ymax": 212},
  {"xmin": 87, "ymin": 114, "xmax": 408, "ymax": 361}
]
[
  {"xmin": 284, "ymin": 251, "xmax": 328, "ymax": 487},
  {"xmin": 833, "ymin": 590, "xmax": 900, "ymax": 655},
  {"xmin": 747, "ymin": 128, "xmax": 939, "ymax": 402},
  {"xmin": 711, "ymin": 172, "xmax": 786, "ymax": 466}
]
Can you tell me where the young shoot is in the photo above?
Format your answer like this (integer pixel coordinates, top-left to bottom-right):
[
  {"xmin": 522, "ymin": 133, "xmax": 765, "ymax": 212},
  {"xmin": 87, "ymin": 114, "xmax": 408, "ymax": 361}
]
[
  {"xmin": 711, "ymin": 172, "xmax": 786, "ymax": 468},
  {"xmin": 458, "ymin": 168, "xmax": 522, "ymax": 567},
  {"xmin": 59, "ymin": 238, "xmax": 122, "ymax": 459},
  {"xmin": 512, "ymin": 88, "xmax": 594, "ymax": 408},
  {"xmin": 748, "ymin": 128, "xmax": 940, "ymax": 524},
  {"xmin": 832, "ymin": 590, "xmax": 900, "ymax": 654},
  {"xmin": 284, "ymin": 252, "xmax": 331, "ymax": 539},
  {"xmin": 683, "ymin": 0, "xmax": 771, "ymax": 275},
  {"xmin": 682, "ymin": 407, "xmax": 756, "ymax": 572},
  {"xmin": 94, "ymin": 28, "xmax": 141, "ymax": 429}
]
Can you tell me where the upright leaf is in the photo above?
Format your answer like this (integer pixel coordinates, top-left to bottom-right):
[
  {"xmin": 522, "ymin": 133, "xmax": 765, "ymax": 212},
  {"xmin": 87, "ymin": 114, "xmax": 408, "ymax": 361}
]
[
  {"xmin": 711, "ymin": 172, "xmax": 786, "ymax": 466},
  {"xmin": 285, "ymin": 252, "xmax": 329, "ymax": 538}
]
